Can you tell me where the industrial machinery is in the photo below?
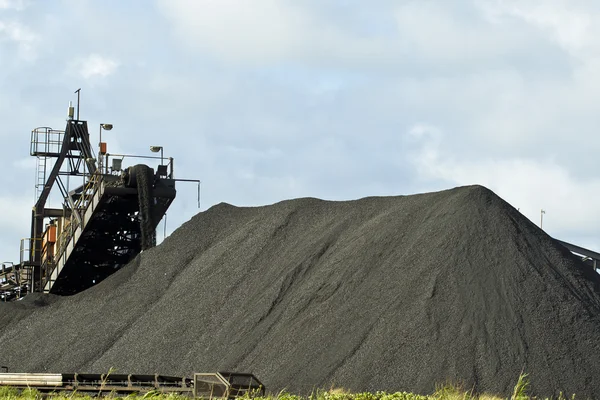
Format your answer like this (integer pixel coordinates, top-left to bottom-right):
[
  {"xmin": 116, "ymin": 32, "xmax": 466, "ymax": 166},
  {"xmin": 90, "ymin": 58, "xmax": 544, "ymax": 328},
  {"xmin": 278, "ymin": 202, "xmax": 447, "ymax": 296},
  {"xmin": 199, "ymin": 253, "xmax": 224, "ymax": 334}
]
[
  {"xmin": 0, "ymin": 96, "xmax": 183, "ymax": 300},
  {"xmin": 0, "ymin": 371, "xmax": 265, "ymax": 398}
]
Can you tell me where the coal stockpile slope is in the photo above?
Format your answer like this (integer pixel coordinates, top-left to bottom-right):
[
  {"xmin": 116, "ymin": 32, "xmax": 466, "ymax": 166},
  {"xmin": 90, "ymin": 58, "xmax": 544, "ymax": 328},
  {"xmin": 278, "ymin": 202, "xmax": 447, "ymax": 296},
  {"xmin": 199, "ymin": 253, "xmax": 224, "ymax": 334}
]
[
  {"xmin": 1, "ymin": 185, "xmax": 600, "ymax": 397},
  {"xmin": 0, "ymin": 293, "xmax": 57, "ymax": 328}
]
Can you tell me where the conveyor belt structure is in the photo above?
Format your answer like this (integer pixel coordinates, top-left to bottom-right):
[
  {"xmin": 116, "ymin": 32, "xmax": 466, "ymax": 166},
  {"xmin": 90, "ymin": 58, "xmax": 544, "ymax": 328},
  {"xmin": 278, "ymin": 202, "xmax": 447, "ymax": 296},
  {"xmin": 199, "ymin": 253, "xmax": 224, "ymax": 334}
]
[{"xmin": 0, "ymin": 371, "xmax": 264, "ymax": 398}]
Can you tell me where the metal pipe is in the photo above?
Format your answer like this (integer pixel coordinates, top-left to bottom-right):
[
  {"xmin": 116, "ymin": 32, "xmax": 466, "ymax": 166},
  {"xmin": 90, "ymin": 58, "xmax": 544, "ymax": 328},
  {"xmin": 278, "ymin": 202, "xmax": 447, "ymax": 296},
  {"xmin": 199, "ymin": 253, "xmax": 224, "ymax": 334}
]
[
  {"xmin": 99, "ymin": 124, "xmax": 102, "ymax": 172},
  {"xmin": 107, "ymin": 153, "xmax": 164, "ymax": 160},
  {"xmin": 164, "ymin": 213, "xmax": 167, "ymax": 239}
]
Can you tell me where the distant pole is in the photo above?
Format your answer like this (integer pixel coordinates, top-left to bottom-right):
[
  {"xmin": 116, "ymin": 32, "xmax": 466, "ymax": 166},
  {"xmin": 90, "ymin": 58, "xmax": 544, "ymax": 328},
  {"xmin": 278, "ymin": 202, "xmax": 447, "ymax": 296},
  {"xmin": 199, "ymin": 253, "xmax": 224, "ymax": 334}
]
[
  {"xmin": 163, "ymin": 213, "xmax": 167, "ymax": 239},
  {"xmin": 540, "ymin": 209, "xmax": 546, "ymax": 229}
]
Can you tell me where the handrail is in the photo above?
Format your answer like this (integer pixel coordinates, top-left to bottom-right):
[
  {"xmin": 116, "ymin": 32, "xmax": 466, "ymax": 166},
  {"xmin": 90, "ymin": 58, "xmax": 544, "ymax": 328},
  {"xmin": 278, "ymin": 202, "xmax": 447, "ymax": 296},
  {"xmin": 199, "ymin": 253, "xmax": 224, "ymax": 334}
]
[
  {"xmin": 20, "ymin": 238, "xmax": 41, "ymax": 265},
  {"xmin": 105, "ymin": 153, "xmax": 174, "ymax": 178},
  {"xmin": 56, "ymin": 173, "xmax": 102, "ymax": 252},
  {"xmin": 30, "ymin": 127, "xmax": 64, "ymax": 156},
  {"xmin": 44, "ymin": 173, "xmax": 104, "ymax": 290},
  {"xmin": 72, "ymin": 173, "xmax": 100, "ymax": 211}
]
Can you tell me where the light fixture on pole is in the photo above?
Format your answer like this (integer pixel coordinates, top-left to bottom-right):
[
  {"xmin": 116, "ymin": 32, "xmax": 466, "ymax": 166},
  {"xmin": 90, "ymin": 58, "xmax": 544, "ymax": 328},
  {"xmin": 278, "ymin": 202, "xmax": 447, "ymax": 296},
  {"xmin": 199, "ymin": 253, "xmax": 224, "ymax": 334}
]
[
  {"xmin": 99, "ymin": 124, "xmax": 113, "ymax": 173},
  {"xmin": 150, "ymin": 146, "xmax": 164, "ymax": 165},
  {"xmin": 540, "ymin": 209, "xmax": 546, "ymax": 229}
]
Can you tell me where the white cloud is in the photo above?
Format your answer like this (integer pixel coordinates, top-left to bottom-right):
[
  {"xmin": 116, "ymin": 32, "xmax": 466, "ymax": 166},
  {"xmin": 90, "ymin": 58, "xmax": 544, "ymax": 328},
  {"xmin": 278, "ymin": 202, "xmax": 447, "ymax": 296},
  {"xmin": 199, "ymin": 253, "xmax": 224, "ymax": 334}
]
[
  {"xmin": 408, "ymin": 123, "xmax": 600, "ymax": 239},
  {"xmin": 156, "ymin": 0, "xmax": 312, "ymax": 64},
  {"xmin": 0, "ymin": 195, "xmax": 32, "ymax": 262},
  {"xmin": 155, "ymin": 0, "xmax": 396, "ymax": 69},
  {"xmin": 73, "ymin": 54, "xmax": 119, "ymax": 80},
  {"xmin": 391, "ymin": 2, "xmax": 529, "ymax": 65},
  {"xmin": 0, "ymin": 195, "xmax": 32, "ymax": 233},
  {"xmin": 0, "ymin": 0, "xmax": 29, "ymax": 11},
  {"xmin": 155, "ymin": 0, "xmax": 549, "ymax": 71},
  {"xmin": 12, "ymin": 157, "xmax": 35, "ymax": 170},
  {"xmin": 479, "ymin": 0, "xmax": 600, "ymax": 58},
  {"xmin": 0, "ymin": 19, "xmax": 38, "ymax": 58}
]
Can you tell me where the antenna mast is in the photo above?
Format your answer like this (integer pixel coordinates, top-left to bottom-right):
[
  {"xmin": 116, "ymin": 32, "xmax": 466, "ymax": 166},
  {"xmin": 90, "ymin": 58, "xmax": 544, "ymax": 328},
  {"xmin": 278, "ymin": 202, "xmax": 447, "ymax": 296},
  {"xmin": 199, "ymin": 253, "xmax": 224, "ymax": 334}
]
[{"xmin": 74, "ymin": 88, "xmax": 81, "ymax": 120}]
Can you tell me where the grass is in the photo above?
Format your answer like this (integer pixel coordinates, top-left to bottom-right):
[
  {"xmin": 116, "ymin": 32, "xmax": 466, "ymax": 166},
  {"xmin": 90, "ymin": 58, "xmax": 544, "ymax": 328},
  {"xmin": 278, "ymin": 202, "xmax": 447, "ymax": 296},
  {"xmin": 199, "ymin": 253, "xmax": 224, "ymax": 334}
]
[{"xmin": 0, "ymin": 374, "xmax": 578, "ymax": 400}]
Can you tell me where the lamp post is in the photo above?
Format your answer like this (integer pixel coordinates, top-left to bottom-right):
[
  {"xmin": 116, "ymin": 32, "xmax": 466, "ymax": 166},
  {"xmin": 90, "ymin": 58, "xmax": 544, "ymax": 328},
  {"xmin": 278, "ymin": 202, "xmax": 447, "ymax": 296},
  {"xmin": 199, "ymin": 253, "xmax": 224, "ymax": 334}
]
[
  {"xmin": 150, "ymin": 146, "xmax": 164, "ymax": 165},
  {"xmin": 540, "ymin": 209, "xmax": 546, "ymax": 229},
  {"xmin": 99, "ymin": 123, "xmax": 113, "ymax": 173}
]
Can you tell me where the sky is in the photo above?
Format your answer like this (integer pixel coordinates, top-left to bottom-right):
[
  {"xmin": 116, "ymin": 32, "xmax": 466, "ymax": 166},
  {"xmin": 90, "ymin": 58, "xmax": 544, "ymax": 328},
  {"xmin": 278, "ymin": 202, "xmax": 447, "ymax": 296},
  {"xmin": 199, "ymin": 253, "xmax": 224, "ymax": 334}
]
[{"xmin": 1, "ymin": 0, "xmax": 600, "ymax": 262}]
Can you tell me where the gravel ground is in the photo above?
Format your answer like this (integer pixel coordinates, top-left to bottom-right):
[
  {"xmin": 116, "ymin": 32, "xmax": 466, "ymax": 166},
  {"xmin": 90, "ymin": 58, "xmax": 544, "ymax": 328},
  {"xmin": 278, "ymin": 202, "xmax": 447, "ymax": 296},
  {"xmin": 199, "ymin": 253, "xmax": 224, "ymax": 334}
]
[{"xmin": 1, "ymin": 185, "xmax": 600, "ymax": 397}]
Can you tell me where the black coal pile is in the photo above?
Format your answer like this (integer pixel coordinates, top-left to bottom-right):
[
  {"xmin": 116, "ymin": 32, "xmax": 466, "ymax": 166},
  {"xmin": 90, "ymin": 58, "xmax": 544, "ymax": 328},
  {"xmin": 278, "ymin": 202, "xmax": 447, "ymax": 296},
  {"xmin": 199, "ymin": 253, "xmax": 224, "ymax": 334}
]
[{"xmin": 1, "ymin": 185, "xmax": 600, "ymax": 397}]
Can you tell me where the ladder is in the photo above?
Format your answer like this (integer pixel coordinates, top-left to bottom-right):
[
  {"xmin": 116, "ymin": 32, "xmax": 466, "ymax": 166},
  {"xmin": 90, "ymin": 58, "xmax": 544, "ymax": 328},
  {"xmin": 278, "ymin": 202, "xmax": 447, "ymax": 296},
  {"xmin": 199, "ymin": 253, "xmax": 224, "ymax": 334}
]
[
  {"xmin": 30, "ymin": 127, "xmax": 63, "ymax": 201},
  {"xmin": 34, "ymin": 156, "xmax": 47, "ymax": 200}
]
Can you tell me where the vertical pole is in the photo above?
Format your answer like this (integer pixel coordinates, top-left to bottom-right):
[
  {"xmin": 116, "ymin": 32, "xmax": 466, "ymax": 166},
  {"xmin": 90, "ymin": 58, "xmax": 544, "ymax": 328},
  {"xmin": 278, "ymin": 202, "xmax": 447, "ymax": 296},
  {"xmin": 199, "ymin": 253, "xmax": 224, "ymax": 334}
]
[
  {"xmin": 540, "ymin": 209, "xmax": 545, "ymax": 229},
  {"xmin": 198, "ymin": 181, "xmax": 201, "ymax": 209},
  {"xmin": 161, "ymin": 147, "xmax": 164, "ymax": 166},
  {"xmin": 99, "ymin": 125, "xmax": 102, "ymax": 173},
  {"xmin": 74, "ymin": 88, "xmax": 81, "ymax": 120},
  {"xmin": 164, "ymin": 213, "xmax": 167, "ymax": 239}
]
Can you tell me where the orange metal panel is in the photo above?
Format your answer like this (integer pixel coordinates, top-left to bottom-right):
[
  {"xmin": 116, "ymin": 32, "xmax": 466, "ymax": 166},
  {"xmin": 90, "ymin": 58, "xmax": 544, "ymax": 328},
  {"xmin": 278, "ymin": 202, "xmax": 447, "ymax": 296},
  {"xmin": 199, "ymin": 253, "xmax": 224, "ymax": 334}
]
[{"xmin": 46, "ymin": 225, "xmax": 56, "ymax": 243}]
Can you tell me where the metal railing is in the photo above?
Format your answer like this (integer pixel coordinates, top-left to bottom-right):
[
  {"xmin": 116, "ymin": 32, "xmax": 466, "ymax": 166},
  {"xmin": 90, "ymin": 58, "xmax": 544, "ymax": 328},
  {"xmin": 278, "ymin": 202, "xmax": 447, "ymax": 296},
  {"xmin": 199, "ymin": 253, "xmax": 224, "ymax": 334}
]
[
  {"xmin": 103, "ymin": 153, "xmax": 174, "ymax": 179},
  {"xmin": 20, "ymin": 238, "xmax": 40, "ymax": 266},
  {"xmin": 19, "ymin": 238, "xmax": 39, "ymax": 292},
  {"xmin": 42, "ymin": 173, "xmax": 104, "ymax": 292},
  {"xmin": 30, "ymin": 127, "xmax": 64, "ymax": 156}
]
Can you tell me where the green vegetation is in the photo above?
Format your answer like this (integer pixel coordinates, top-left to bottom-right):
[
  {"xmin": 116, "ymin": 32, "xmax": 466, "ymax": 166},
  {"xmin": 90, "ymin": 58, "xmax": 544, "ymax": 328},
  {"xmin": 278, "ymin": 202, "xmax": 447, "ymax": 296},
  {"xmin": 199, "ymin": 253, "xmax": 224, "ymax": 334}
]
[{"xmin": 0, "ymin": 374, "xmax": 577, "ymax": 400}]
